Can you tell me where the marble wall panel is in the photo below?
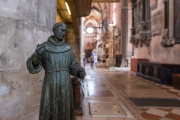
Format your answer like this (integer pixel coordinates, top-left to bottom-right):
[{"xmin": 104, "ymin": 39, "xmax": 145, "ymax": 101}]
[
  {"xmin": 151, "ymin": 11, "xmax": 162, "ymax": 36},
  {"xmin": 0, "ymin": 0, "xmax": 56, "ymax": 119}
]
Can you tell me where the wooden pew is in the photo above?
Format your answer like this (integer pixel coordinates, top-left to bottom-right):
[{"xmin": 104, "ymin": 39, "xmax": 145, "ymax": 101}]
[
  {"xmin": 137, "ymin": 61, "xmax": 180, "ymax": 84},
  {"xmin": 71, "ymin": 76, "xmax": 84, "ymax": 116},
  {"xmin": 172, "ymin": 74, "xmax": 180, "ymax": 89}
]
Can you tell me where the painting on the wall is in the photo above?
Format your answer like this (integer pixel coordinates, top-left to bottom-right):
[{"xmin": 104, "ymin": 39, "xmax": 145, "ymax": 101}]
[{"xmin": 174, "ymin": 0, "xmax": 180, "ymax": 43}]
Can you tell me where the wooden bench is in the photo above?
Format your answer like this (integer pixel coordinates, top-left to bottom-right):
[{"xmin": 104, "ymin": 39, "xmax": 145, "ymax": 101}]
[
  {"xmin": 137, "ymin": 61, "xmax": 180, "ymax": 84},
  {"xmin": 71, "ymin": 76, "xmax": 84, "ymax": 116},
  {"xmin": 130, "ymin": 58, "xmax": 148, "ymax": 73},
  {"xmin": 172, "ymin": 74, "xmax": 180, "ymax": 89}
]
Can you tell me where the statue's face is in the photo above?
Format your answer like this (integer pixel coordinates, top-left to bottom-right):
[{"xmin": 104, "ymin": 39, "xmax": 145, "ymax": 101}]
[{"xmin": 54, "ymin": 25, "xmax": 67, "ymax": 40}]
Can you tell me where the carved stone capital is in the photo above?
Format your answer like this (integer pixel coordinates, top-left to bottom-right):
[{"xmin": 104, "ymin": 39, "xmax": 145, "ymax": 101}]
[
  {"xmin": 130, "ymin": 30, "xmax": 152, "ymax": 47},
  {"xmin": 161, "ymin": 29, "xmax": 175, "ymax": 47},
  {"xmin": 130, "ymin": 36, "xmax": 136, "ymax": 44}
]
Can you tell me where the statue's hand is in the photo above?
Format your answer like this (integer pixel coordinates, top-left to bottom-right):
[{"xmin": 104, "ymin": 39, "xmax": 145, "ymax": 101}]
[
  {"xmin": 36, "ymin": 44, "xmax": 45, "ymax": 56},
  {"xmin": 78, "ymin": 68, "xmax": 85, "ymax": 80},
  {"xmin": 32, "ymin": 44, "xmax": 45, "ymax": 66}
]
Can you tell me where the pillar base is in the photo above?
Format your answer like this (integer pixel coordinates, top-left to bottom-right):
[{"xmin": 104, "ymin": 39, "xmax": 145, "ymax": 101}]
[{"xmin": 106, "ymin": 58, "xmax": 116, "ymax": 67}]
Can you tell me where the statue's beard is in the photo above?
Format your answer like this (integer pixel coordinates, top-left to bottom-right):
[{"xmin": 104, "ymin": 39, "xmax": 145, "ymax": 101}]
[{"xmin": 56, "ymin": 35, "xmax": 64, "ymax": 40}]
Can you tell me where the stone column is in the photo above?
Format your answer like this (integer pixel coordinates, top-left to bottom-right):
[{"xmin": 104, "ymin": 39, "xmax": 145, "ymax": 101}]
[
  {"xmin": 121, "ymin": 0, "xmax": 129, "ymax": 67},
  {"xmin": 80, "ymin": 17, "xmax": 85, "ymax": 66},
  {"xmin": 66, "ymin": 24, "xmax": 80, "ymax": 63},
  {"xmin": 0, "ymin": 0, "xmax": 56, "ymax": 119}
]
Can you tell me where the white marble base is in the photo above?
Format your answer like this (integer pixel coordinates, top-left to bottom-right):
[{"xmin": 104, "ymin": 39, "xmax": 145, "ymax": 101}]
[{"xmin": 109, "ymin": 67, "xmax": 130, "ymax": 71}]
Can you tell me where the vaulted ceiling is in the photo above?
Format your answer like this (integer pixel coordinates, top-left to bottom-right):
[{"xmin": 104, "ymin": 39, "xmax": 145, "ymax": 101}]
[
  {"xmin": 57, "ymin": 0, "xmax": 92, "ymax": 36},
  {"xmin": 57, "ymin": 0, "xmax": 120, "ymax": 36}
]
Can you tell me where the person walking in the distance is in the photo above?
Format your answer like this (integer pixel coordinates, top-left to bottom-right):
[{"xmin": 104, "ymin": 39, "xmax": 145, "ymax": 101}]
[
  {"xmin": 26, "ymin": 22, "xmax": 85, "ymax": 120},
  {"xmin": 90, "ymin": 56, "xmax": 94, "ymax": 67},
  {"xmin": 83, "ymin": 57, "xmax": 86, "ymax": 67}
]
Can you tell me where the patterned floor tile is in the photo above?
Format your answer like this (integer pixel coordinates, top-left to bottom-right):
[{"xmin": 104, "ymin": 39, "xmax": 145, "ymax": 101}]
[
  {"xmin": 89, "ymin": 102, "xmax": 126, "ymax": 115},
  {"xmin": 145, "ymin": 108, "xmax": 169, "ymax": 117},
  {"xmin": 87, "ymin": 82, "xmax": 107, "ymax": 88},
  {"xmin": 88, "ymin": 90, "xmax": 114, "ymax": 97},
  {"xmin": 160, "ymin": 117, "xmax": 173, "ymax": 120},
  {"xmin": 141, "ymin": 112, "xmax": 162, "ymax": 120},
  {"xmin": 170, "ymin": 109, "xmax": 180, "ymax": 115},
  {"xmin": 168, "ymin": 89, "xmax": 180, "ymax": 94},
  {"xmin": 81, "ymin": 64, "xmax": 180, "ymax": 120},
  {"xmin": 165, "ymin": 113, "xmax": 180, "ymax": 120},
  {"xmin": 158, "ymin": 108, "xmax": 173, "ymax": 112}
]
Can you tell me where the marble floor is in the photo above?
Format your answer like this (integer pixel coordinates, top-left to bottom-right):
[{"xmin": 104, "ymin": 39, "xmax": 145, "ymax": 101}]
[{"xmin": 75, "ymin": 63, "xmax": 180, "ymax": 120}]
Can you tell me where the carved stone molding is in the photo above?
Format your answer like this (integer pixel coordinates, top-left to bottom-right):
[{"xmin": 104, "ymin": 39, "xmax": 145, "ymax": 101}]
[
  {"xmin": 152, "ymin": 11, "xmax": 162, "ymax": 17},
  {"xmin": 130, "ymin": 0, "xmax": 152, "ymax": 47},
  {"xmin": 151, "ymin": 0, "xmax": 158, "ymax": 11},
  {"xmin": 130, "ymin": 34, "xmax": 151, "ymax": 47},
  {"xmin": 151, "ymin": 11, "xmax": 162, "ymax": 36},
  {"xmin": 161, "ymin": 29, "xmax": 175, "ymax": 47},
  {"xmin": 113, "ymin": 26, "xmax": 121, "ymax": 51},
  {"xmin": 130, "ymin": 22, "xmax": 152, "ymax": 47}
]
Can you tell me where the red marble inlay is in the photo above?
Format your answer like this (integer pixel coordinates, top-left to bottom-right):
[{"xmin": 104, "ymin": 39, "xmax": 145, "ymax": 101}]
[
  {"xmin": 165, "ymin": 113, "xmax": 180, "ymax": 120},
  {"xmin": 141, "ymin": 112, "xmax": 162, "ymax": 120}
]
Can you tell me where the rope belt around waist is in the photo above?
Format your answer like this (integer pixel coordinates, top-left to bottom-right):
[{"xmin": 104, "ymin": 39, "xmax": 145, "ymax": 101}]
[{"xmin": 48, "ymin": 69, "xmax": 69, "ymax": 73}]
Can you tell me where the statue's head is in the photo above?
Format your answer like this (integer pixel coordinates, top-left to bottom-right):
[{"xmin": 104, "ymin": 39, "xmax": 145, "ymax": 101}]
[{"xmin": 53, "ymin": 22, "xmax": 68, "ymax": 40}]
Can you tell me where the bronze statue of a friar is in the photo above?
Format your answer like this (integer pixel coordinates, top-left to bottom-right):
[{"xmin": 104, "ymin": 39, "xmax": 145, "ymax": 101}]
[{"xmin": 26, "ymin": 22, "xmax": 85, "ymax": 120}]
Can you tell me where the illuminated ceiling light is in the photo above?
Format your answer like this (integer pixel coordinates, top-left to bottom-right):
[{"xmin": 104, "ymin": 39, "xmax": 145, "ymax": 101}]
[
  {"xmin": 109, "ymin": 23, "xmax": 115, "ymax": 26},
  {"xmin": 97, "ymin": 35, "xmax": 99, "ymax": 39},
  {"xmin": 114, "ymin": 3, "xmax": 116, "ymax": 8},
  {"xmin": 65, "ymin": 2, "xmax": 71, "ymax": 15},
  {"xmin": 86, "ymin": 27, "xmax": 93, "ymax": 34}
]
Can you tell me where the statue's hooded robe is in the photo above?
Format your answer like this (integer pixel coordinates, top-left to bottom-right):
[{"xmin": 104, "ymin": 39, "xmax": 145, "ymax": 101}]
[{"xmin": 27, "ymin": 36, "xmax": 82, "ymax": 120}]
